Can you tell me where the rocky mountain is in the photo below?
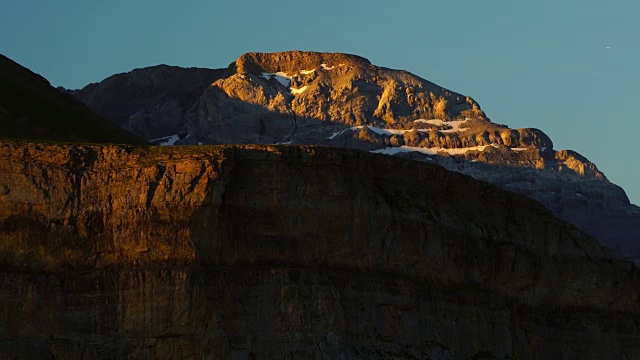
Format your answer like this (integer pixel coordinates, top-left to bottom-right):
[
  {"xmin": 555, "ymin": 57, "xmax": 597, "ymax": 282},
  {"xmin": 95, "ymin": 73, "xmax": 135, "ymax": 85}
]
[
  {"xmin": 0, "ymin": 54, "xmax": 146, "ymax": 145},
  {"xmin": 67, "ymin": 65, "xmax": 224, "ymax": 140},
  {"xmin": 68, "ymin": 51, "xmax": 640, "ymax": 262},
  {"xmin": 1, "ymin": 141, "xmax": 639, "ymax": 359}
]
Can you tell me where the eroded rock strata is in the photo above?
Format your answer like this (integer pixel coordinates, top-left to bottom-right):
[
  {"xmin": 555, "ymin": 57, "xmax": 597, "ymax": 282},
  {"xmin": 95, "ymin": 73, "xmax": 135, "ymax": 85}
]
[{"xmin": 1, "ymin": 141, "xmax": 639, "ymax": 359}]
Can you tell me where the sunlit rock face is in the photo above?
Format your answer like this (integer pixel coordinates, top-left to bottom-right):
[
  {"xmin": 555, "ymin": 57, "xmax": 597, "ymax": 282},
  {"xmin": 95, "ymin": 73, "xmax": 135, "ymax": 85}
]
[
  {"xmin": 187, "ymin": 51, "xmax": 486, "ymax": 146},
  {"xmin": 1, "ymin": 142, "xmax": 640, "ymax": 359},
  {"xmin": 68, "ymin": 51, "xmax": 640, "ymax": 262}
]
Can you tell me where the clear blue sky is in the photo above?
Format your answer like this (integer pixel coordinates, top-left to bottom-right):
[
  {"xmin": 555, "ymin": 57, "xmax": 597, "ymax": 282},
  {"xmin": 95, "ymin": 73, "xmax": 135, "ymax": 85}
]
[{"xmin": 1, "ymin": 0, "xmax": 638, "ymax": 204}]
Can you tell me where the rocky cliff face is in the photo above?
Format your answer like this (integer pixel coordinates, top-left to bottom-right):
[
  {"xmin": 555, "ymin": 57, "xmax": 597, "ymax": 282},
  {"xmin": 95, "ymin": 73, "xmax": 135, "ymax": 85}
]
[
  {"xmin": 187, "ymin": 51, "xmax": 487, "ymax": 145},
  {"xmin": 396, "ymin": 147, "xmax": 640, "ymax": 261},
  {"xmin": 68, "ymin": 51, "xmax": 640, "ymax": 262},
  {"xmin": 0, "ymin": 54, "xmax": 146, "ymax": 145},
  {"xmin": 1, "ymin": 141, "xmax": 639, "ymax": 359}
]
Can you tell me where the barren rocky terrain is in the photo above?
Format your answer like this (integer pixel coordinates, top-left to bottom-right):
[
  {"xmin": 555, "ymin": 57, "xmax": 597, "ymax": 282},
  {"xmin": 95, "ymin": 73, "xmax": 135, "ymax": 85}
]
[
  {"xmin": 2, "ymin": 51, "xmax": 639, "ymax": 359},
  {"xmin": 69, "ymin": 51, "xmax": 640, "ymax": 262},
  {"xmin": 1, "ymin": 141, "xmax": 639, "ymax": 359}
]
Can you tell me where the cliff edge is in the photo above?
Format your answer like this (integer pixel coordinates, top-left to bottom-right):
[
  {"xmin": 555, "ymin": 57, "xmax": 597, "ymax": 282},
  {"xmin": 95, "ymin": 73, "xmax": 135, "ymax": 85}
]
[{"xmin": 1, "ymin": 141, "xmax": 639, "ymax": 359}]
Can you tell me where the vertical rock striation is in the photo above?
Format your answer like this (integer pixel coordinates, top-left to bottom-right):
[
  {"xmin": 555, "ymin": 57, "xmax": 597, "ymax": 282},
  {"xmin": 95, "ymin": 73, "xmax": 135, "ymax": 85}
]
[{"xmin": 1, "ymin": 141, "xmax": 639, "ymax": 359}]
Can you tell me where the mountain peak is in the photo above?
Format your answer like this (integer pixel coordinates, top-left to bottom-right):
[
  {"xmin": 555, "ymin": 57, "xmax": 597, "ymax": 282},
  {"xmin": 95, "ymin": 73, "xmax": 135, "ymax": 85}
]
[
  {"xmin": 64, "ymin": 52, "xmax": 640, "ymax": 261},
  {"xmin": 232, "ymin": 51, "xmax": 372, "ymax": 74}
]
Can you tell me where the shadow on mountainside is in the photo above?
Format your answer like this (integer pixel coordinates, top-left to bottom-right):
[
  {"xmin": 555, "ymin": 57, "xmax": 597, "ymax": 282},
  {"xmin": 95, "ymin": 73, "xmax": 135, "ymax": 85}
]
[
  {"xmin": 393, "ymin": 150, "xmax": 640, "ymax": 262},
  {"xmin": 0, "ymin": 54, "xmax": 147, "ymax": 145}
]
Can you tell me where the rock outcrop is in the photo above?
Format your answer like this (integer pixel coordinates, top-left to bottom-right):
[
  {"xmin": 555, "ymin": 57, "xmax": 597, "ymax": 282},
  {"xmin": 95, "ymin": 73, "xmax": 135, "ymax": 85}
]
[
  {"xmin": 0, "ymin": 54, "xmax": 146, "ymax": 145},
  {"xmin": 67, "ymin": 65, "xmax": 224, "ymax": 140},
  {"xmin": 1, "ymin": 141, "xmax": 640, "ymax": 359},
  {"xmin": 185, "ymin": 51, "xmax": 486, "ymax": 145},
  {"xmin": 68, "ymin": 51, "xmax": 640, "ymax": 262}
]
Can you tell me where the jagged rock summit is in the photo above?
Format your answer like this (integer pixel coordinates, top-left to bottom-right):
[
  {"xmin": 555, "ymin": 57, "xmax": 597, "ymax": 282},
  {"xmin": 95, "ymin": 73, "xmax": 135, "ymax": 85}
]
[
  {"xmin": 66, "ymin": 64, "xmax": 224, "ymax": 139},
  {"xmin": 69, "ymin": 50, "xmax": 640, "ymax": 261},
  {"xmin": 2, "ymin": 52, "xmax": 640, "ymax": 359},
  {"xmin": 232, "ymin": 51, "xmax": 372, "ymax": 74},
  {"xmin": 196, "ymin": 50, "xmax": 490, "ymax": 145}
]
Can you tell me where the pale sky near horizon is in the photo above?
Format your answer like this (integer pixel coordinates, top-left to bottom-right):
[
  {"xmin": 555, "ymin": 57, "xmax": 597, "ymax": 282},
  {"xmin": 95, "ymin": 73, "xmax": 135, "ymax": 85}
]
[{"xmin": 1, "ymin": 0, "xmax": 638, "ymax": 204}]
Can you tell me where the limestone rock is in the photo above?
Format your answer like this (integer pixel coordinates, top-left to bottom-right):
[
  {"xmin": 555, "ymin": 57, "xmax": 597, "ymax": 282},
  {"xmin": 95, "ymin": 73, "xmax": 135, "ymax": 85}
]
[
  {"xmin": 66, "ymin": 51, "xmax": 640, "ymax": 262},
  {"xmin": 1, "ymin": 141, "xmax": 640, "ymax": 359},
  {"xmin": 185, "ymin": 52, "xmax": 486, "ymax": 145},
  {"xmin": 67, "ymin": 65, "xmax": 224, "ymax": 139}
]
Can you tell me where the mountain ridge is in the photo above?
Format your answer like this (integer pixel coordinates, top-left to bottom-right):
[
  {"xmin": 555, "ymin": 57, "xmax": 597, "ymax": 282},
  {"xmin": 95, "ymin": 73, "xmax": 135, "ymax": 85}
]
[
  {"xmin": 3, "ymin": 51, "xmax": 640, "ymax": 358},
  {"xmin": 65, "ymin": 64, "xmax": 224, "ymax": 139},
  {"xmin": 66, "ymin": 50, "xmax": 640, "ymax": 261},
  {"xmin": 0, "ymin": 54, "xmax": 147, "ymax": 145}
]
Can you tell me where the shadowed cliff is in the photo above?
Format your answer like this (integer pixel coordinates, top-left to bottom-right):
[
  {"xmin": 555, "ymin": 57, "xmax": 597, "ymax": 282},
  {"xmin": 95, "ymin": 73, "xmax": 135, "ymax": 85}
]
[{"xmin": 1, "ymin": 141, "xmax": 639, "ymax": 359}]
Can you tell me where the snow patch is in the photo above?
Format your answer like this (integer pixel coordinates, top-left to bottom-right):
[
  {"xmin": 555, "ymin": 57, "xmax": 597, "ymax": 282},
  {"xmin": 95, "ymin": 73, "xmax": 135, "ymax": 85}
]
[
  {"xmin": 262, "ymin": 72, "xmax": 291, "ymax": 87},
  {"xmin": 327, "ymin": 126, "xmax": 409, "ymax": 139},
  {"xmin": 299, "ymin": 69, "xmax": 315, "ymax": 75},
  {"xmin": 151, "ymin": 134, "xmax": 180, "ymax": 146},
  {"xmin": 326, "ymin": 126, "xmax": 365, "ymax": 139},
  {"xmin": 366, "ymin": 126, "xmax": 406, "ymax": 136},
  {"xmin": 511, "ymin": 148, "xmax": 529, "ymax": 151},
  {"xmin": 413, "ymin": 118, "xmax": 471, "ymax": 133},
  {"xmin": 330, "ymin": 125, "xmax": 457, "ymax": 137},
  {"xmin": 290, "ymin": 86, "xmax": 308, "ymax": 95},
  {"xmin": 321, "ymin": 63, "xmax": 335, "ymax": 70},
  {"xmin": 449, "ymin": 145, "xmax": 494, "ymax": 154}
]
